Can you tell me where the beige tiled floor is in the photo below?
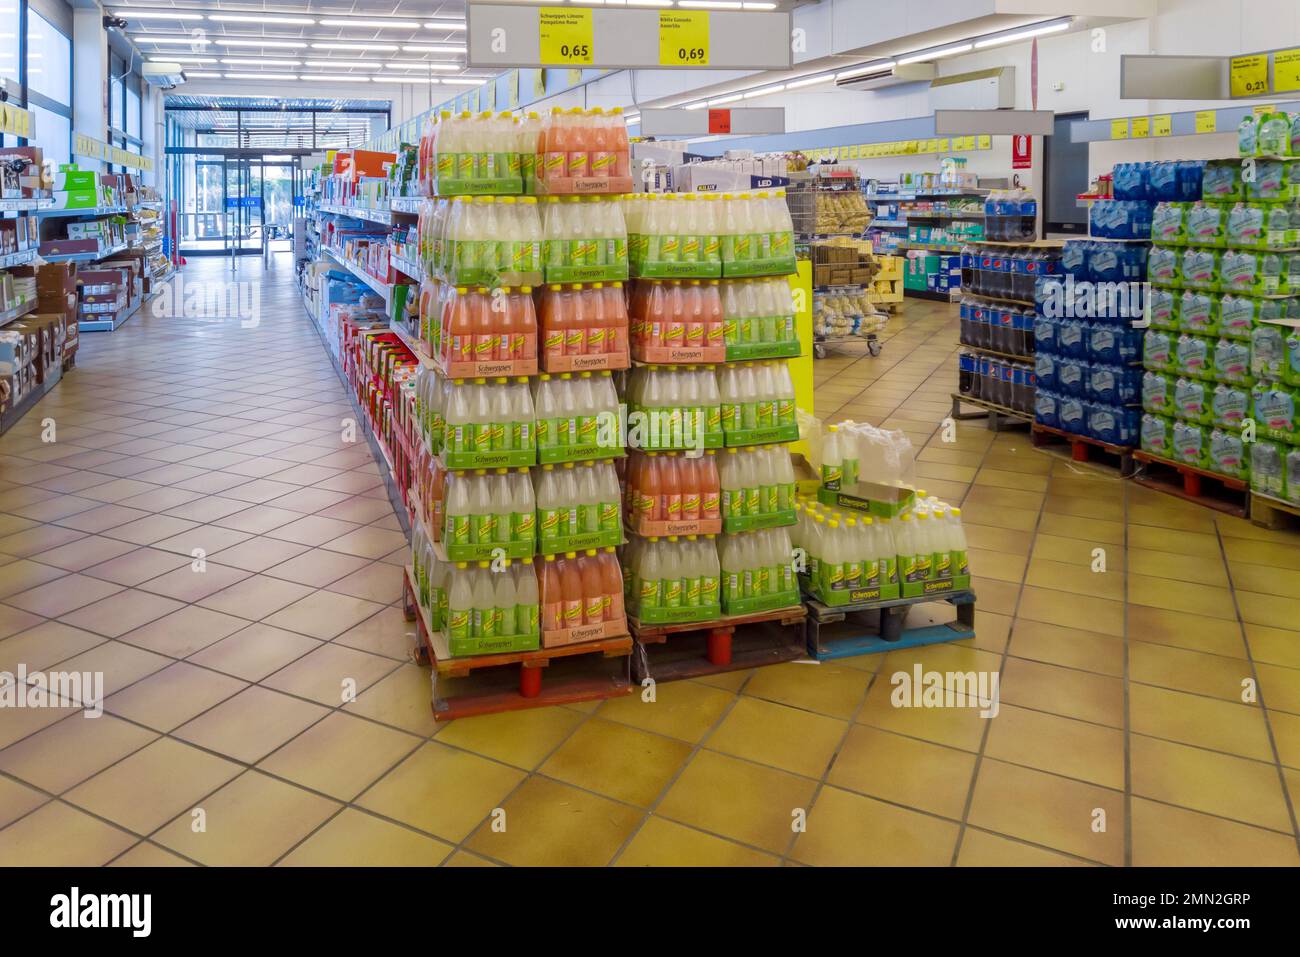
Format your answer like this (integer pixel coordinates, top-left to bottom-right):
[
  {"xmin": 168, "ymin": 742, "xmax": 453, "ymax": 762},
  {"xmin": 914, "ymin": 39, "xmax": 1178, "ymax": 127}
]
[{"xmin": 1, "ymin": 255, "xmax": 1299, "ymax": 866}]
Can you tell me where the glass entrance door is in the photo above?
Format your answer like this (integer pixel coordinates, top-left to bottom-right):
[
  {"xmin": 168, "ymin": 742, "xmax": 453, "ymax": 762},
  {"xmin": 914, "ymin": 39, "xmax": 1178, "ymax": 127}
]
[
  {"xmin": 223, "ymin": 158, "xmax": 264, "ymax": 255},
  {"xmin": 259, "ymin": 158, "xmax": 300, "ymax": 253}
]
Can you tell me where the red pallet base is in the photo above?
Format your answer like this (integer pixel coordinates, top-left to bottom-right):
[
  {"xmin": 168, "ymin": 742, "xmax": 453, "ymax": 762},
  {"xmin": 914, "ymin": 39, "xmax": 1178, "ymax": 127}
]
[
  {"xmin": 1131, "ymin": 450, "xmax": 1249, "ymax": 518},
  {"xmin": 1031, "ymin": 423, "xmax": 1135, "ymax": 476},
  {"xmin": 629, "ymin": 605, "xmax": 807, "ymax": 684},
  {"xmin": 403, "ymin": 566, "xmax": 633, "ymax": 720}
]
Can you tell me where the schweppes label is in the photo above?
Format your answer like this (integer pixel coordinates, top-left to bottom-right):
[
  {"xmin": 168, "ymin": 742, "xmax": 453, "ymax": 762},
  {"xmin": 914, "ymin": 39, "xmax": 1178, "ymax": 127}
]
[
  {"xmin": 723, "ymin": 318, "xmax": 738, "ymax": 343},
  {"xmin": 447, "ymin": 609, "xmax": 470, "ymax": 639},
  {"xmin": 707, "ymin": 407, "xmax": 721, "ymax": 432},
  {"xmin": 438, "ymin": 154, "xmax": 455, "ymax": 177},
  {"xmin": 540, "ymin": 508, "xmax": 560, "ymax": 533},
  {"xmin": 639, "ymin": 579, "xmax": 660, "ymax": 604},
  {"xmin": 514, "ymin": 512, "xmax": 535, "ymax": 537},
  {"xmin": 663, "ymin": 580, "xmax": 682, "ymax": 606},
  {"xmin": 701, "ymin": 576, "xmax": 719, "ymax": 604},
  {"xmin": 682, "ymin": 493, "xmax": 700, "ymax": 515},
  {"xmin": 682, "ymin": 237, "xmax": 700, "ymax": 258},
  {"xmin": 600, "ymin": 501, "xmax": 619, "ymax": 529},
  {"xmin": 934, "ymin": 552, "xmax": 952, "ymax": 578},
  {"xmin": 703, "ymin": 491, "xmax": 719, "ymax": 514},
  {"xmin": 636, "ymin": 492, "xmax": 655, "ymax": 513}
]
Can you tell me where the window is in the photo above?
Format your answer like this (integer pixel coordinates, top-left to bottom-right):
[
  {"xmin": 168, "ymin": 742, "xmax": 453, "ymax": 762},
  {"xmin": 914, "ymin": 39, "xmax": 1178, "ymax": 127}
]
[
  {"xmin": 27, "ymin": 10, "xmax": 71, "ymax": 106},
  {"xmin": 0, "ymin": 6, "xmax": 17, "ymax": 87},
  {"xmin": 127, "ymin": 87, "xmax": 141, "ymax": 141},
  {"xmin": 30, "ymin": 103, "xmax": 68, "ymax": 166}
]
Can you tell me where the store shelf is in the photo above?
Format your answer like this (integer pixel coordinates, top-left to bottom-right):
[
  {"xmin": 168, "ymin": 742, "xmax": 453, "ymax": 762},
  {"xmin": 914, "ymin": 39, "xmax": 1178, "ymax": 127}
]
[
  {"xmin": 0, "ymin": 198, "xmax": 55, "ymax": 213},
  {"xmin": 0, "ymin": 248, "xmax": 37, "ymax": 269},
  {"xmin": 0, "ymin": 298, "xmax": 37, "ymax": 329},
  {"xmin": 324, "ymin": 247, "xmax": 404, "ymax": 308},
  {"xmin": 897, "ymin": 242, "xmax": 966, "ymax": 253},
  {"xmin": 902, "ymin": 211, "xmax": 986, "ymax": 220},
  {"xmin": 34, "ymin": 205, "xmax": 127, "ymax": 218},
  {"xmin": 866, "ymin": 188, "xmax": 987, "ymax": 200},
  {"xmin": 0, "ymin": 361, "xmax": 62, "ymax": 437},
  {"xmin": 43, "ymin": 242, "xmax": 128, "ymax": 263},
  {"xmin": 390, "ymin": 197, "xmax": 425, "ymax": 214},
  {"xmin": 959, "ymin": 343, "xmax": 1034, "ymax": 364},
  {"xmin": 870, "ymin": 219, "xmax": 908, "ymax": 228},
  {"xmin": 79, "ymin": 298, "xmax": 141, "ymax": 333},
  {"xmin": 319, "ymin": 203, "xmax": 393, "ymax": 226},
  {"xmin": 390, "ymin": 255, "xmax": 424, "ymax": 280},
  {"xmin": 389, "ymin": 321, "xmax": 436, "ymax": 368}
]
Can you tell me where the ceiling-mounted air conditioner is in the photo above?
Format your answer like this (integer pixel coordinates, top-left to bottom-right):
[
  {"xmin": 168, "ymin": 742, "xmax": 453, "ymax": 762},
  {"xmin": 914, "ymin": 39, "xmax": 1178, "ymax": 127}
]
[
  {"xmin": 836, "ymin": 62, "xmax": 935, "ymax": 92},
  {"xmin": 142, "ymin": 63, "xmax": 186, "ymax": 87}
]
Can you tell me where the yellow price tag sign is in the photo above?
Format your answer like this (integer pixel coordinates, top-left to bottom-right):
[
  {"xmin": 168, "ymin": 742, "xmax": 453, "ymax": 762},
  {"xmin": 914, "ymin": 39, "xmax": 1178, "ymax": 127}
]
[
  {"xmin": 1110, "ymin": 118, "xmax": 1130, "ymax": 140},
  {"xmin": 1152, "ymin": 114, "xmax": 1172, "ymax": 137},
  {"xmin": 659, "ymin": 11, "xmax": 709, "ymax": 67},
  {"xmin": 1195, "ymin": 110, "xmax": 1217, "ymax": 134},
  {"xmin": 539, "ymin": 7, "xmax": 594, "ymax": 66},
  {"xmin": 936, "ymin": 138, "xmax": 950, "ymax": 152},
  {"xmin": 1131, "ymin": 117, "xmax": 1150, "ymax": 138},
  {"xmin": 1274, "ymin": 48, "xmax": 1300, "ymax": 93},
  {"xmin": 977, "ymin": 134, "xmax": 991, "ymax": 149},
  {"xmin": 1230, "ymin": 54, "xmax": 1269, "ymax": 98}
]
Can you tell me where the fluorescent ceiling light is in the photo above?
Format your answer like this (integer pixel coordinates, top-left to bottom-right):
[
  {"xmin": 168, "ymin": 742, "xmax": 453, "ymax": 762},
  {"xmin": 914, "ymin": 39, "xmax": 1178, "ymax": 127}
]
[
  {"xmin": 401, "ymin": 45, "xmax": 466, "ymax": 53},
  {"xmin": 221, "ymin": 58, "xmax": 302, "ymax": 67},
  {"xmin": 708, "ymin": 93, "xmax": 742, "ymax": 105},
  {"xmin": 152, "ymin": 56, "xmax": 216, "ymax": 64},
  {"xmin": 113, "ymin": 10, "xmax": 200, "ymax": 19},
  {"xmin": 439, "ymin": 78, "xmax": 482, "ymax": 85},
  {"xmin": 786, "ymin": 74, "xmax": 831, "ymax": 89},
  {"xmin": 627, "ymin": 0, "xmax": 674, "ymax": 6},
  {"xmin": 304, "ymin": 60, "xmax": 384, "ymax": 69},
  {"xmin": 836, "ymin": 61, "xmax": 894, "ymax": 80},
  {"xmin": 225, "ymin": 72, "xmax": 298, "ymax": 80},
  {"xmin": 312, "ymin": 42, "xmax": 399, "ymax": 51},
  {"xmin": 743, "ymin": 83, "xmax": 783, "ymax": 98},
  {"xmin": 319, "ymin": 18, "xmax": 422, "ymax": 29},
  {"xmin": 207, "ymin": 14, "xmax": 316, "ymax": 25},
  {"xmin": 742, "ymin": 2, "xmax": 777, "ymax": 7},
  {"xmin": 973, "ymin": 19, "xmax": 1071, "ymax": 48},
  {"xmin": 684, "ymin": 101, "xmax": 708, "ymax": 110},
  {"xmin": 680, "ymin": 1, "xmax": 742, "ymax": 7},
  {"xmin": 298, "ymin": 74, "xmax": 369, "ymax": 82},
  {"xmin": 216, "ymin": 39, "xmax": 308, "ymax": 48},
  {"xmin": 385, "ymin": 60, "xmax": 460, "ymax": 69},
  {"xmin": 896, "ymin": 42, "xmax": 972, "ymax": 65},
  {"xmin": 141, "ymin": 36, "xmax": 211, "ymax": 45},
  {"xmin": 424, "ymin": 21, "xmax": 468, "ymax": 30},
  {"xmin": 184, "ymin": 72, "xmax": 222, "ymax": 78},
  {"xmin": 373, "ymin": 76, "xmax": 439, "ymax": 83}
]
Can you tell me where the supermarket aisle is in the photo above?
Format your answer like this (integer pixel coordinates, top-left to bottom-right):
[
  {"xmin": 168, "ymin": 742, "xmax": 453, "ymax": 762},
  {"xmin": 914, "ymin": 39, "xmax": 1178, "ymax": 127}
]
[{"xmin": 0, "ymin": 257, "xmax": 1298, "ymax": 867}]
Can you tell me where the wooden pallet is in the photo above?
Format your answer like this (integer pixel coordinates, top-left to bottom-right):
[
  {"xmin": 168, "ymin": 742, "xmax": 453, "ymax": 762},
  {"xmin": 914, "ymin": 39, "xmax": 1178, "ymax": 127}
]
[
  {"xmin": 1031, "ymin": 422, "xmax": 1135, "ymax": 477},
  {"xmin": 949, "ymin": 391, "xmax": 1033, "ymax": 432},
  {"xmin": 629, "ymin": 605, "xmax": 808, "ymax": 684},
  {"xmin": 1249, "ymin": 490, "xmax": 1300, "ymax": 530},
  {"xmin": 402, "ymin": 566, "xmax": 633, "ymax": 721},
  {"xmin": 805, "ymin": 590, "xmax": 976, "ymax": 661},
  {"xmin": 1131, "ymin": 450, "xmax": 1249, "ymax": 518}
]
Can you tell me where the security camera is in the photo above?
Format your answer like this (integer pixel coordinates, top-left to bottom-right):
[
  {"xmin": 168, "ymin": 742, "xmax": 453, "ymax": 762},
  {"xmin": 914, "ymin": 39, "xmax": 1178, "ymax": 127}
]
[{"xmin": 103, "ymin": 15, "xmax": 128, "ymax": 30}]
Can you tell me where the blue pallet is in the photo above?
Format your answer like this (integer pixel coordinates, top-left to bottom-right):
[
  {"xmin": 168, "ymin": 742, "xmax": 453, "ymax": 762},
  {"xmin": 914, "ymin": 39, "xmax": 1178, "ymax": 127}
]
[{"xmin": 805, "ymin": 590, "xmax": 976, "ymax": 661}]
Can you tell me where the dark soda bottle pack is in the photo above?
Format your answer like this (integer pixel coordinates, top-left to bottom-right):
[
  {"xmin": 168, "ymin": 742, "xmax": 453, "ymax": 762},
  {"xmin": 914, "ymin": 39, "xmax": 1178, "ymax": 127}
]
[{"xmin": 960, "ymin": 243, "xmax": 1063, "ymax": 301}]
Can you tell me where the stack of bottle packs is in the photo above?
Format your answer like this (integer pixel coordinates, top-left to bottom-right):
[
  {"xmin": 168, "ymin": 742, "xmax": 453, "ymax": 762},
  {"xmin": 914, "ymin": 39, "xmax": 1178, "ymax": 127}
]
[
  {"xmin": 1139, "ymin": 157, "xmax": 1300, "ymax": 483},
  {"xmin": 792, "ymin": 493, "xmax": 971, "ymax": 604},
  {"xmin": 1034, "ymin": 238, "xmax": 1144, "ymax": 446}
]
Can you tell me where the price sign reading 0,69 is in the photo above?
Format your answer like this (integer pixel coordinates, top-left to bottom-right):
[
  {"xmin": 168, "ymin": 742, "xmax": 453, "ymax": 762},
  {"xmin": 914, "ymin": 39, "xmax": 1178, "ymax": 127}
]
[{"xmin": 659, "ymin": 11, "xmax": 710, "ymax": 67}]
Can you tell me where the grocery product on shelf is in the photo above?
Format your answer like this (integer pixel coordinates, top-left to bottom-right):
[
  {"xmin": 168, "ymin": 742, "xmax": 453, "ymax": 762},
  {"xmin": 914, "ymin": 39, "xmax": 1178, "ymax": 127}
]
[
  {"xmin": 429, "ymin": 195, "xmax": 545, "ymax": 287},
  {"xmin": 623, "ymin": 192, "xmax": 722, "ymax": 278},
  {"xmin": 538, "ymin": 548, "xmax": 628, "ymax": 646},
  {"xmin": 624, "ymin": 364, "xmax": 724, "ymax": 450},
  {"xmin": 983, "ymin": 189, "xmax": 1038, "ymax": 241},
  {"xmin": 718, "ymin": 445, "xmax": 797, "ymax": 531},
  {"xmin": 629, "ymin": 278, "xmax": 727, "ymax": 363},
  {"xmin": 423, "ymin": 110, "xmax": 525, "ymax": 196},
  {"xmin": 441, "ymin": 560, "xmax": 541, "ymax": 655},
  {"xmin": 540, "ymin": 195, "xmax": 629, "ymax": 283},
  {"xmin": 440, "ymin": 467, "xmax": 536, "ymax": 560},
  {"xmin": 1033, "ymin": 237, "xmax": 1144, "ymax": 447},
  {"xmin": 537, "ymin": 281, "xmax": 630, "ymax": 371},
  {"xmin": 624, "ymin": 450, "xmax": 723, "ymax": 536},
  {"xmin": 718, "ymin": 527, "xmax": 800, "ymax": 615},
  {"xmin": 426, "ymin": 283, "xmax": 539, "ymax": 377},
  {"xmin": 439, "ymin": 375, "xmax": 538, "ymax": 468},
  {"xmin": 535, "ymin": 460, "xmax": 624, "ymax": 553},
  {"xmin": 534, "ymin": 107, "xmax": 633, "ymax": 194},
  {"xmin": 622, "ymin": 534, "xmax": 722, "ymax": 624},
  {"xmin": 717, "ymin": 360, "xmax": 799, "ymax": 445},
  {"xmin": 1139, "ymin": 156, "xmax": 1300, "ymax": 488},
  {"xmin": 534, "ymin": 370, "xmax": 622, "ymax": 462}
]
